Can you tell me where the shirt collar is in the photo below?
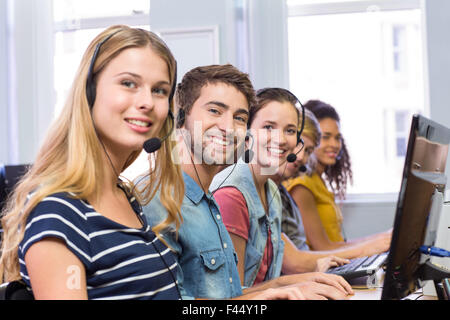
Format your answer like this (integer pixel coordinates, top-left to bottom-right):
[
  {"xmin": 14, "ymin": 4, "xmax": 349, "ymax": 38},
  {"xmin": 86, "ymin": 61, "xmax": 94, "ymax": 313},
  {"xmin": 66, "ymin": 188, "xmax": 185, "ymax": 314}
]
[{"xmin": 183, "ymin": 171, "xmax": 207, "ymax": 205}]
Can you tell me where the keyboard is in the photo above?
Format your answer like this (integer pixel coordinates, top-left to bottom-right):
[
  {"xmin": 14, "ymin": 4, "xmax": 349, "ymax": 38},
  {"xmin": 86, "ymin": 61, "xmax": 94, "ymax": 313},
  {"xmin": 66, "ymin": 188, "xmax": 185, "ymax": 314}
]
[{"xmin": 326, "ymin": 252, "xmax": 388, "ymax": 280}]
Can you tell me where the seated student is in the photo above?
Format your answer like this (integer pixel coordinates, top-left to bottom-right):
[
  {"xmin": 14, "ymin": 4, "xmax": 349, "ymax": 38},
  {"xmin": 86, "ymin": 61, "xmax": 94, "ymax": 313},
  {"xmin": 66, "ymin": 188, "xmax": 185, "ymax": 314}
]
[
  {"xmin": 283, "ymin": 99, "xmax": 391, "ymax": 253},
  {"xmin": 143, "ymin": 66, "xmax": 351, "ymax": 300},
  {"xmin": 278, "ymin": 108, "xmax": 319, "ymax": 251},
  {"xmin": 276, "ymin": 109, "xmax": 389, "ymax": 266},
  {"xmin": 210, "ymin": 88, "xmax": 353, "ymax": 296},
  {"xmin": 0, "ymin": 25, "xmax": 184, "ymax": 299}
]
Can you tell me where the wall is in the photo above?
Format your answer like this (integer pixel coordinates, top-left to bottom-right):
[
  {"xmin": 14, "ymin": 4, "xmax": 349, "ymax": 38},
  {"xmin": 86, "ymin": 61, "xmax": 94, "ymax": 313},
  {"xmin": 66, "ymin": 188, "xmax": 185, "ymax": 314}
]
[
  {"xmin": 149, "ymin": 0, "xmax": 289, "ymax": 90},
  {"xmin": 0, "ymin": 0, "xmax": 54, "ymax": 165},
  {"xmin": 0, "ymin": 0, "xmax": 8, "ymax": 164},
  {"xmin": 423, "ymin": 0, "xmax": 450, "ymax": 186}
]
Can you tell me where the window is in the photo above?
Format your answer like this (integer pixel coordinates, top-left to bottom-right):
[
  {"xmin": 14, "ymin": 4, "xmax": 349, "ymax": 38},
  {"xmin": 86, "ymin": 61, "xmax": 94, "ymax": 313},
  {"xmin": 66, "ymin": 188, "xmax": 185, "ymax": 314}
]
[
  {"xmin": 52, "ymin": 0, "xmax": 150, "ymax": 117},
  {"xmin": 394, "ymin": 110, "xmax": 409, "ymax": 157},
  {"xmin": 287, "ymin": 1, "xmax": 425, "ymax": 195},
  {"xmin": 392, "ymin": 25, "xmax": 406, "ymax": 73}
]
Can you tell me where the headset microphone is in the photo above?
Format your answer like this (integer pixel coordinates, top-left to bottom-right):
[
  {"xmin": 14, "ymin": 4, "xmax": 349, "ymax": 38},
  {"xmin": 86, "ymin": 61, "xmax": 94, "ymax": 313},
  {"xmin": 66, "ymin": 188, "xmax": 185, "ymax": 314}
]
[
  {"xmin": 299, "ymin": 165, "xmax": 307, "ymax": 173},
  {"xmin": 286, "ymin": 153, "xmax": 297, "ymax": 163},
  {"xmin": 143, "ymin": 110, "xmax": 175, "ymax": 153},
  {"xmin": 286, "ymin": 135, "xmax": 305, "ymax": 163}
]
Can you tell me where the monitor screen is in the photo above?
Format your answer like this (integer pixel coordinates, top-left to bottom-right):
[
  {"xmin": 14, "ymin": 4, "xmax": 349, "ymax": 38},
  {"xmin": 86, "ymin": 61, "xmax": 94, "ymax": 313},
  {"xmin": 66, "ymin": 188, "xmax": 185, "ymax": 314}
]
[{"xmin": 381, "ymin": 114, "xmax": 450, "ymax": 300}]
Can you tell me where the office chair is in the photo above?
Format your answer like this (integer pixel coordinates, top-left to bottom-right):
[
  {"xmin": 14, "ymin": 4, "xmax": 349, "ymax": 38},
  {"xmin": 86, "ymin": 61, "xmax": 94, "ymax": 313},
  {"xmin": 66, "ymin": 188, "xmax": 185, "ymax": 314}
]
[
  {"xmin": 0, "ymin": 281, "xmax": 34, "ymax": 300},
  {"xmin": 0, "ymin": 163, "xmax": 34, "ymax": 300},
  {"xmin": 0, "ymin": 163, "xmax": 30, "ymax": 213}
]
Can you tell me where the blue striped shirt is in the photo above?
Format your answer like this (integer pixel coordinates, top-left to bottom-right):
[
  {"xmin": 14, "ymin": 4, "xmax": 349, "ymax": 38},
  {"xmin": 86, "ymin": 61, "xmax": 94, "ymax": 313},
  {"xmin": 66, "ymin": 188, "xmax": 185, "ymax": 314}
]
[{"xmin": 18, "ymin": 192, "xmax": 181, "ymax": 300}]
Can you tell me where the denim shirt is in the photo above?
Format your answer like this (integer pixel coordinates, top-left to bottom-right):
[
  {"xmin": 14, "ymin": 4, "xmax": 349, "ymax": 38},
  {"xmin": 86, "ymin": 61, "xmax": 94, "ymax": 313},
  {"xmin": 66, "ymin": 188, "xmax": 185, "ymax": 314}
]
[
  {"xmin": 142, "ymin": 172, "xmax": 242, "ymax": 300},
  {"xmin": 210, "ymin": 161, "xmax": 285, "ymax": 288}
]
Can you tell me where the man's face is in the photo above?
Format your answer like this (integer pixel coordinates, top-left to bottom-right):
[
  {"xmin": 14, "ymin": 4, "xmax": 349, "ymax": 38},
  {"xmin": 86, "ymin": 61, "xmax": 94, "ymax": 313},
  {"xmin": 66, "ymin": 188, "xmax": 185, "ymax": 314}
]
[{"xmin": 181, "ymin": 82, "xmax": 249, "ymax": 166}]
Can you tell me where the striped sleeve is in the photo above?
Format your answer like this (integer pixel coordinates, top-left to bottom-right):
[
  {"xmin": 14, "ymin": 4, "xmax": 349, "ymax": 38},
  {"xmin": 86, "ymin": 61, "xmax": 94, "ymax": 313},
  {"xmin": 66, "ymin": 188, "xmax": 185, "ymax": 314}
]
[{"xmin": 20, "ymin": 195, "xmax": 92, "ymax": 266}]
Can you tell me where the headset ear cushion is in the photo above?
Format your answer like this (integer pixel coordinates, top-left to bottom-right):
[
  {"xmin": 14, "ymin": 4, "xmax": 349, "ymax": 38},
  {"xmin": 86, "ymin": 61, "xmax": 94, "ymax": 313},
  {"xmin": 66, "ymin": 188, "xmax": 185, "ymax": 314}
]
[
  {"xmin": 297, "ymin": 131, "xmax": 302, "ymax": 144},
  {"xmin": 86, "ymin": 84, "xmax": 96, "ymax": 108},
  {"xmin": 176, "ymin": 108, "xmax": 185, "ymax": 128},
  {"xmin": 243, "ymin": 149, "xmax": 254, "ymax": 163}
]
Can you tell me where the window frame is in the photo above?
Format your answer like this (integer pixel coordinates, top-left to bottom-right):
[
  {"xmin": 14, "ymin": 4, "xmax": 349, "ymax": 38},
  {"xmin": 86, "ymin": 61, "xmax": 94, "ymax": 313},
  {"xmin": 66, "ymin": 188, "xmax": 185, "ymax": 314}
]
[
  {"xmin": 286, "ymin": 0, "xmax": 423, "ymax": 204},
  {"xmin": 53, "ymin": 12, "xmax": 150, "ymax": 33}
]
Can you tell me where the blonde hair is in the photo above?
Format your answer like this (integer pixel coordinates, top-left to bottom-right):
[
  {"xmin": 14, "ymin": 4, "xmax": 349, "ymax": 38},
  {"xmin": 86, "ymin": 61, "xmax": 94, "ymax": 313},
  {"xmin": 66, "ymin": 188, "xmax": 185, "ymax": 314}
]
[
  {"xmin": 0, "ymin": 25, "xmax": 184, "ymax": 282},
  {"xmin": 301, "ymin": 108, "xmax": 321, "ymax": 147},
  {"xmin": 300, "ymin": 109, "xmax": 321, "ymax": 176}
]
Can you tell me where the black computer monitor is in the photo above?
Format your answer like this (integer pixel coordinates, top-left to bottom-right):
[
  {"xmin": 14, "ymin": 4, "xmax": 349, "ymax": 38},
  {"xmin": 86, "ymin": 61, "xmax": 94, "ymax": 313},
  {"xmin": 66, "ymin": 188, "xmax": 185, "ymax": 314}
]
[{"xmin": 381, "ymin": 114, "xmax": 450, "ymax": 300}]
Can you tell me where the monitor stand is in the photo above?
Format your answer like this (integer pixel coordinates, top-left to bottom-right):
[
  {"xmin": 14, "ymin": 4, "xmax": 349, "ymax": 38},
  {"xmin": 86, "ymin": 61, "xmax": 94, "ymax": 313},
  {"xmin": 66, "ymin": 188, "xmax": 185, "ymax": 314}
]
[
  {"xmin": 422, "ymin": 200, "xmax": 450, "ymax": 296},
  {"xmin": 418, "ymin": 260, "xmax": 450, "ymax": 300}
]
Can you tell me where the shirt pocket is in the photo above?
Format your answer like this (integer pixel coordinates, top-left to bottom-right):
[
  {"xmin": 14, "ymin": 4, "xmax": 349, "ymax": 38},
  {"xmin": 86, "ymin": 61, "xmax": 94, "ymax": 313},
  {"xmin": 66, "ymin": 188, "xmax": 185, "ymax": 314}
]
[{"xmin": 200, "ymin": 249, "xmax": 226, "ymax": 271}]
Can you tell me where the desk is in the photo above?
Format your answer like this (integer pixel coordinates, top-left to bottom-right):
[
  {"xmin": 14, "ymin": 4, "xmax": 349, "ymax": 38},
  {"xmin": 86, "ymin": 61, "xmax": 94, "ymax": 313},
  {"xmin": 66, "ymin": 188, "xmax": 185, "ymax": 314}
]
[
  {"xmin": 349, "ymin": 287, "xmax": 436, "ymax": 300},
  {"xmin": 346, "ymin": 269, "xmax": 438, "ymax": 300}
]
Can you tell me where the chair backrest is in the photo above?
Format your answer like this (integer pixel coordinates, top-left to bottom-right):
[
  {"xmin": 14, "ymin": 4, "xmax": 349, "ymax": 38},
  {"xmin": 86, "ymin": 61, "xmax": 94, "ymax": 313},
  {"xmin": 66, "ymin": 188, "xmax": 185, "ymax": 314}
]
[
  {"xmin": 0, "ymin": 164, "xmax": 31, "ymax": 296},
  {"xmin": 0, "ymin": 281, "xmax": 34, "ymax": 300},
  {"xmin": 0, "ymin": 164, "xmax": 30, "ymax": 214}
]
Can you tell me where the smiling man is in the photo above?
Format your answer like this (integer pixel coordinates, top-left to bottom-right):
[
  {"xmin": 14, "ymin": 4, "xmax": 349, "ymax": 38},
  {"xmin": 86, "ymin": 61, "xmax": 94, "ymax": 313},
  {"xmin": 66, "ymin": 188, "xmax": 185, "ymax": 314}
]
[{"xmin": 142, "ymin": 64, "xmax": 257, "ymax": 299}]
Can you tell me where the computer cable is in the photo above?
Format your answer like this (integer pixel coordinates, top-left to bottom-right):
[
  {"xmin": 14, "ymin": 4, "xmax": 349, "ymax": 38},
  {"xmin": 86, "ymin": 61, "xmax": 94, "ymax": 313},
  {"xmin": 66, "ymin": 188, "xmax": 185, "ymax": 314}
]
[{"xmin": 419, "ymin": 245, "xmax": 450, "ymax": 257}]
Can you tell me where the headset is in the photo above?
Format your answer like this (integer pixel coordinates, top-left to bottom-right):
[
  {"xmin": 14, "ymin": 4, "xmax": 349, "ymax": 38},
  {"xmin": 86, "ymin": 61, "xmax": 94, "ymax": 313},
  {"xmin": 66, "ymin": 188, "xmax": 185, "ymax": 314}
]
[
  {"xmin": 243, "ymin": 87, "xmax": 305, "ymax": 164},
  {"xmin": 85, "ymin": 29, "xmax": 176, "ymax": 155}
]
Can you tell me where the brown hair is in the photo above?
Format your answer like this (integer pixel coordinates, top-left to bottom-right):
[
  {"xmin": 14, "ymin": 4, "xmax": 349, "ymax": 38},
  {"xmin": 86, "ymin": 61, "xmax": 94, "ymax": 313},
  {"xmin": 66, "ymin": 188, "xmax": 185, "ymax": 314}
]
[
  {"xmin": 175, "ymin": 64, "xmax": 256, "ymax": 128},
  {"xmin": 249, "ymin": 88, "xmax": 300, "ymax": 128}
]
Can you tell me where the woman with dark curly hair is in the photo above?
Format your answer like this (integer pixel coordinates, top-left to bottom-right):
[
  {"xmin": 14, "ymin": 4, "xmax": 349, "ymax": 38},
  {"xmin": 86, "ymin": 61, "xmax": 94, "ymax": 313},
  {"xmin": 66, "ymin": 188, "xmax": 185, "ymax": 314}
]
[{"xmin": 284, "ymin": 100, "xmax": 391, "ymax": 253}]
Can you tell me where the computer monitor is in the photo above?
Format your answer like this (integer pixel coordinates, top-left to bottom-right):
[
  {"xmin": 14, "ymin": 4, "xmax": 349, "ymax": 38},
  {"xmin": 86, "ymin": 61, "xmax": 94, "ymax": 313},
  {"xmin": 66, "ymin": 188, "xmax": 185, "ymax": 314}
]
[{"xmin": 381, "ymin": 114, "xmax": 450, "ymax": 300}]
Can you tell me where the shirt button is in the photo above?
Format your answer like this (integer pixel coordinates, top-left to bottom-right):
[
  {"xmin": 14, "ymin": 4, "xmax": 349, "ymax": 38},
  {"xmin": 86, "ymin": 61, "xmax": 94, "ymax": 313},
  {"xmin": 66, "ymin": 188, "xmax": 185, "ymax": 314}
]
[
  {"xmin": 211, "ymin": 259, "xmax": 216, "ymax": 265},
  {"xmin": 216, "ymin": 214, "xmax": 221, "ymax": 220},
  {"xmin": 223, "ymin": 243, "xmax": 228, "ymax": 249},
  {"xmin": 229, "ymin": 277, "xmax": 233, "ymax": 283}
]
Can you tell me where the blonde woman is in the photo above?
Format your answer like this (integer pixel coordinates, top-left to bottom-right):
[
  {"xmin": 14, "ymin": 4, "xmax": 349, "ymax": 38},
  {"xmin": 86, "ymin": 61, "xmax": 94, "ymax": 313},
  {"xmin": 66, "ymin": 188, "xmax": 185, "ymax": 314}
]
[{"xmin": 0, "ymin": 25, "xmax": 184, "ymax": 300}]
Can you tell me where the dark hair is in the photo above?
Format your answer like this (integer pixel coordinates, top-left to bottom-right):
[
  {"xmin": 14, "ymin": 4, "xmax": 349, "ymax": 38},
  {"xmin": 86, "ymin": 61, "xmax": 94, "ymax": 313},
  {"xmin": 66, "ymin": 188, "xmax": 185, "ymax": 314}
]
[
  {"xmin": 304, "ymin": 99, "xmax": 353, "ymax": 199},
  {"xmin": 175, "ymin": 64, "xmax": 255, "ymax": 128},
  {"xmin": 249, "ymin": 88, "xmax": 300, "ymax": 128}
]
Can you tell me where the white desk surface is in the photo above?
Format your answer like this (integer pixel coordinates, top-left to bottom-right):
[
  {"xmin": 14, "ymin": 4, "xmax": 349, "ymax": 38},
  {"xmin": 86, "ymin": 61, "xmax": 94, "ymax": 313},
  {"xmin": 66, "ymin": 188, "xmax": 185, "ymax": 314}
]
[{"xmin": 349, "ymin": 287, "xmax": 436, "ymax": 300}]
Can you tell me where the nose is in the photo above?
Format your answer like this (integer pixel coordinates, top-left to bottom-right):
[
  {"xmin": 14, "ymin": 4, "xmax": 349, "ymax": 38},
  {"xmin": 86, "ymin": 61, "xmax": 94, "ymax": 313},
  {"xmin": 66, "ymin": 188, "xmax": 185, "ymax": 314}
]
[
  {"xmin": 331, "ymin": 137, "xmax": 342, "ymax": 150},
  {"xmin": 269, "ymin": 129, "xmax": 288, "ymax": 147},
  {"xmin": 136, "ymin": 88, "xmax": 154, "ymax": 111},
  {"xmin": 217, "ymin": 112, "xmax": 235, "ymax": 132}
]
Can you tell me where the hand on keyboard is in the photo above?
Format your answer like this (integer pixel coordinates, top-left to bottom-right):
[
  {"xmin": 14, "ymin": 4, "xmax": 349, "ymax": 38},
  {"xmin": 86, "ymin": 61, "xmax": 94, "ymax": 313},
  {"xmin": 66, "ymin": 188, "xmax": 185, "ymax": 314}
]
[
  {"xmin": 326, "ymin": 252, "xmax": 388, "ymax": 280},
  {"xmin": 316, "ymin": 256, "xmax": 351, "ymax": 273}
]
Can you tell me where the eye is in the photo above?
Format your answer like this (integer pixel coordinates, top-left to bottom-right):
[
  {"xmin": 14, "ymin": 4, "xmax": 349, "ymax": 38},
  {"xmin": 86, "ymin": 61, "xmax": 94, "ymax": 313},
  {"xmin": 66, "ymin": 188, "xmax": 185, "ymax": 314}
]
[
  {"xmin": 208, "ymin": 108, "xmax": 221, "ymax": 115},
  {"xmin": 263, "ymin": 124, "xmax": 273, "ymax": 130},
  {"xmin": 152, "ymin": 87, "xmax": 169, "ymax": 96},
  {"xmin": 234, "ymin": 115, "xmax": 247, "ymax": 124},
  {"xmin": 121, "ymin": 80, "xmax": 137, "ymax": 89},
  {"xmin": 286, "ymin": 128, "xmax": 297, "ymax": 135}
]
